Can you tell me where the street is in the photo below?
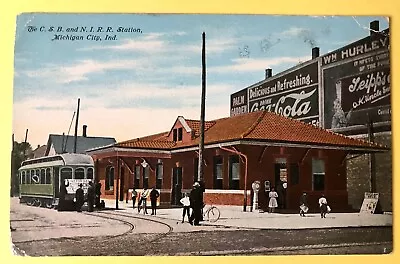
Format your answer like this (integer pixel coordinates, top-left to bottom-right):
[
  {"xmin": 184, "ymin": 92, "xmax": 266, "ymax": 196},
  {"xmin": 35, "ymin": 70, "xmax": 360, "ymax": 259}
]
[{"xmin": 10, "ymin": 198, "xmax": 393, "ymax": 256}]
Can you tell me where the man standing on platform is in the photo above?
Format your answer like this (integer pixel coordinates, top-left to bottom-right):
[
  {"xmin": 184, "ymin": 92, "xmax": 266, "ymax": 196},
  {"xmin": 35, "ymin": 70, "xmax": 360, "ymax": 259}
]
[
  {"xmin": 150, "ymin": 187, "xmax": 160, "ymax": 215},
  {"xmin": 87, "ymin": 181, "xmax": 95, "ymax": 212}
]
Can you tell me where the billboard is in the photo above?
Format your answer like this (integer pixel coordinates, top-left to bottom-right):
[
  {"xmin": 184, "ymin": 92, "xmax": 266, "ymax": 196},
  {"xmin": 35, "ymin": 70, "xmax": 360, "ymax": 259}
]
[
  {"xmin": 230, "ymin": 61, "xmax": 320, "ymax": 126},
  {"xmin": 322, "ymin": 31, "xmax": 390, "ymax": 130},
  {"xmin": 248, "ymin": 61, "xmax": 320, "ymax": 126},
  {"xmin": 230, "ymin": 88, "xmax": 248, "ymax": 117}
]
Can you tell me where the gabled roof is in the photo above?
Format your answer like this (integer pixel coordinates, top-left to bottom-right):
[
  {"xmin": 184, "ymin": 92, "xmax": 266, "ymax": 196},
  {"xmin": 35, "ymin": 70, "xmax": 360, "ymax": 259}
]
[
  {"xmin": 45, "ymin": 134, "xmax": 116, "ymax": 155},
  {"xmin": 32, "ymin": 145, "xmax": 47, "ymax": 159},
  {"xmin": 105, "ymin": 111, "xmax": 388, "ymax": 154}
]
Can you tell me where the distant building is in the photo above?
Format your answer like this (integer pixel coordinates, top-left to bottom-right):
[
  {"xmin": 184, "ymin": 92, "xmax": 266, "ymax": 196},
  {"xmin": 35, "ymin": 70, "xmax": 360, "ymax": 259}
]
[
  {"xmin": 32, "ymin": 145, "xmax": 47, "ymax": 159},
  {"xmin": 45, "ymin": 125, "xmax": 116, "ymax": 156}
]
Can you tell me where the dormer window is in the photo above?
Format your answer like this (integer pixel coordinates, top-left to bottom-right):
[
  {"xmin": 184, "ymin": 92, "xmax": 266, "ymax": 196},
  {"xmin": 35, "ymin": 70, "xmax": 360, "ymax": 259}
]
[
  {"xmin": 173, "ymin": 127, "xmax": 183, "ymax": 142},
  {"xmin": 178, "ymin": 127, "xmax": 183, "ymax": 141}
]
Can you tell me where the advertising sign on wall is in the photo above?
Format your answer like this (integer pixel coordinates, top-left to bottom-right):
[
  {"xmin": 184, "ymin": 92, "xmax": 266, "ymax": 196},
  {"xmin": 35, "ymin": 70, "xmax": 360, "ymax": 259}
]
[
  {"xmin": 230, "ymin": 61, "xmax": 320, "ymax": 125},
  {"xmin": 230, "ymin": 88, "xmax": 248, "ymax": 117},
  {"xmin": 322, "ymin": 31, "xmax": 390, "ymax": 130}
]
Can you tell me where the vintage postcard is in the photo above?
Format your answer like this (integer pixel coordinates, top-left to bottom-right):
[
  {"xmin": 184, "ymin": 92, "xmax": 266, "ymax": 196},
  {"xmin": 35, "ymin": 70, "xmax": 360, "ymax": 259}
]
[{"xmin": 10, "ymin": 13, "xmax": 392, "ymax": 257}]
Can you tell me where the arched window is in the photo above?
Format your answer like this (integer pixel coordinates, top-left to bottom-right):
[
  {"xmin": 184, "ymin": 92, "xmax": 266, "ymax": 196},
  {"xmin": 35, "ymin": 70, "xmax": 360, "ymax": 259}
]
[
  {"xmin": 75, "ymin": 168, "xmax": 85, "ymax": 179},
  {"xmin": 87, "ymin": 168, "xmax": 94, "ymax": 180},
  {"xmin": 40, "ymin": 169, "xmax": 46, "ymax": 184},
  {"xmin": 21, "ymin": 171, "xmax": 26, "ymax": 184},
  {"xmin": 60, "ymin": 167, "xmax": 73, "ymax": 182},
  {"xmin": 45, "ymin": 168, "xmax": 51, "ymax": 184},
  {"xmin": 105, "ymin": 166, "xmax": 114, "ymax": 191}
]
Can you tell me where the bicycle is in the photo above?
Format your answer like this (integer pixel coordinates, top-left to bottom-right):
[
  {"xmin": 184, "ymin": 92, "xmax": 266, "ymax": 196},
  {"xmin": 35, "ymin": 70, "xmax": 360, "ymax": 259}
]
[{"xmin": 202, "ymin": 204, "xmax": 220, "ymax": 222}]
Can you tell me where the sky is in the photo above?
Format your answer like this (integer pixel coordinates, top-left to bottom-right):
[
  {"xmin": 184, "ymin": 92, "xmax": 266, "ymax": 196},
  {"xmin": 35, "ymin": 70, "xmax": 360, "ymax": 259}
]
[{"xmin": 12, "ymin": 14, "xmax": 389, "ymax": 148}]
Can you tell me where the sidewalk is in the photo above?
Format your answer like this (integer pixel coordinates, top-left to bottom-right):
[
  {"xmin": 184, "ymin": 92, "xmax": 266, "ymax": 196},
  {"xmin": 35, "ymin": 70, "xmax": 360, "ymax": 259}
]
[{"xmin": 104, "ymin": 199, "xmax": 393, "ymax": 230}]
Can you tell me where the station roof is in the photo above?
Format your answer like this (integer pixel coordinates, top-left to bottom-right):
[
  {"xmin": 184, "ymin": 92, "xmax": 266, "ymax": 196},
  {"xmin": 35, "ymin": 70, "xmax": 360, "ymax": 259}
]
[{"xmin": 87, "ymin": 111, "xmax": 389, "ymax": 155}]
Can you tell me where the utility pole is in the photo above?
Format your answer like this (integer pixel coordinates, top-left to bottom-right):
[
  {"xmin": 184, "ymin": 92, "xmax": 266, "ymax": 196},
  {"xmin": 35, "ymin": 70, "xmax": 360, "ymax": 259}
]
[
  {"xmin": 73, "ymin": 98, "xmax": 80, "ymax": 153},
  {"xmin": 198, "ymin": 32, "xmax": 206, "ymax": 184}
]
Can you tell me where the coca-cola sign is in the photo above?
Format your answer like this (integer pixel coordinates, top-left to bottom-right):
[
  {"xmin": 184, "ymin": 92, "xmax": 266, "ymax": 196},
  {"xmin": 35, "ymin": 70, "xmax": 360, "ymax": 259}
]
[
  {"xmin": 249, "ymin": 86, "xmax": 319, "ymax": 125},
  {"xmin": 247, "ymin": 61, "xmax": 319, "ymax": 125}
]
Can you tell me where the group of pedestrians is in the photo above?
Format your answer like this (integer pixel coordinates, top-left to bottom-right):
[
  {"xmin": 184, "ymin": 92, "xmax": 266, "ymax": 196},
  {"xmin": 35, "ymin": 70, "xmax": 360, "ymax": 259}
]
[
  {"xmin": 75, "ymin": 181, "xmax": 99, "ymax": 212},
  {"xmin": 131, "ymin": 187, "xmax": 160, "ymax": 215},
  {"xmin": 298, "ymin": 192, "xmax": 330, "ymax": 218},
  {"xmin": 267, "ymin": 187, "xmax": 331, "ymax": 218}
]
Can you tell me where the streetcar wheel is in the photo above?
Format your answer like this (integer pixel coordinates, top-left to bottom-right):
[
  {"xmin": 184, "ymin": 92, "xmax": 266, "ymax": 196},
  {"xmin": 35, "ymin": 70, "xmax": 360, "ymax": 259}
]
[
  {"xmin": 26, "ymin": 199, "xmax": 33, "ymax": 206},
  {"xmin": 34, "ymin": 199, "xmax": 41, "ymax": 207},
  {"xmin": 207, "ymin": 207, "xmax": 221, "ymax": 222},
  {"xmin": 45, "ymin": 201, "xmax": 53, "ymax": 209}
]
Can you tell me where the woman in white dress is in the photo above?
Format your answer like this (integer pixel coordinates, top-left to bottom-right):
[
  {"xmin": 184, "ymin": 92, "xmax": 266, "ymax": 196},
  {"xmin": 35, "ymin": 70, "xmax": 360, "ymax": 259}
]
[{"xmin": 268, "ymin": 187, "xmax": 278, "ymax": 213}]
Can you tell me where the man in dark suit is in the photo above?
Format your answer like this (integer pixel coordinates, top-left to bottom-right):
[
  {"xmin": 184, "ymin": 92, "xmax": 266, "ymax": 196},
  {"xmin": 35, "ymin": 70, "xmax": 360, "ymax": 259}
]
[
  {"xmin": 189, "ymin": 182, "xmax": 203, "ymax": 226},
  {"xmin": 150, "ymin": 187, "xmax": 160, "ymax": 215},
  {"xmin": 75, "ymin": 183, "xmax": 84, "ymax": 212},
  {"xmin": 87, "ymin": 181, "xmax": 95, "ymax": 212}
]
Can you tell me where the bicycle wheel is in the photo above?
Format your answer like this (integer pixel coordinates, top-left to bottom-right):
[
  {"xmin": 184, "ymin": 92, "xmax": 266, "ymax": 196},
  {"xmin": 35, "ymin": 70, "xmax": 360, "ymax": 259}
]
[{"xmin": 207, "ymin": 206, "xmax": 220, "ymax": 222}]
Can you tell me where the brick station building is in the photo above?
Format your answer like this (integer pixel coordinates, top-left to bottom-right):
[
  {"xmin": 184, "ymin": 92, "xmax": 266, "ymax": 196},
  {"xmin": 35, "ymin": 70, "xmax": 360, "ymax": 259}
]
[{"xmin": 86, "ymin": 110, "xmax": 388, "ymax": 212}]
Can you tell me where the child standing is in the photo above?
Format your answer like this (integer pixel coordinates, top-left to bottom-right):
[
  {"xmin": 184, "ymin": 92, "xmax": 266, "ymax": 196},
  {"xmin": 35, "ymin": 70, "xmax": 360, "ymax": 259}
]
[{"xmin": 180, "ymin": 193, "xmax": 191, "ymax": 223}]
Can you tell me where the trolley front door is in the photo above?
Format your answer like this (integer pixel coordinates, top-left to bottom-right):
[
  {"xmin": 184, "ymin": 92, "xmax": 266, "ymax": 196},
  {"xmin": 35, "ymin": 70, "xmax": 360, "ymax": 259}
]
[{"xmin": 172, "ymin": 167, "xmax": 182, "ymax": 205}]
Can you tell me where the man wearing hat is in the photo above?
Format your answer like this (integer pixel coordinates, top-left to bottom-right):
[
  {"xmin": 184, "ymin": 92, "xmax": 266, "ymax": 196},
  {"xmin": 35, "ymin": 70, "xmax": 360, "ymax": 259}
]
[
  {"xmin": 189, "ymin": 182, "xmax": 203, "ymax": 226},
  {"xmin": 75, "ymin": 183, "xmax": 84, "ymax": 212}
]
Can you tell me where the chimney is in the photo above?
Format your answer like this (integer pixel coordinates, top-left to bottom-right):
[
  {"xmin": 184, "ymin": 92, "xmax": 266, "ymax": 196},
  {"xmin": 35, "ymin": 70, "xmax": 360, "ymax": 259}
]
[
  {"xmin": 370, "ymin": 20, "xmax": 380, "ymax": 37},
  {"xmin": 265, "ymin": 68, "xmax": 272, "ymax": 79},
  {"xmin": 312, "ymin": 47, "xmax": 320, "ymax": 59},
  {"xmin": 83, "ymin": 125, "xmax": 87, "ymax": 137}
]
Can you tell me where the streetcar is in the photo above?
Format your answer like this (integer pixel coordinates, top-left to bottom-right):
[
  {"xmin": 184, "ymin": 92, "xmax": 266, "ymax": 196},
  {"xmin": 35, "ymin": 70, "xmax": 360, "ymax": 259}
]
[{"xmin": 18, "ymin": 153, "xmax": 95, "ymax": 210}]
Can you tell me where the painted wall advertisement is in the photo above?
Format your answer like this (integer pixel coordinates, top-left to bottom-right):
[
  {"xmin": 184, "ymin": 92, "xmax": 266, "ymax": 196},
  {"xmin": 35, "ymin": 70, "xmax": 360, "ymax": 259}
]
[
  {"xmin": 322, "ymin": 32, "xmax": 390, "ymax": 130},
  {"xmin": 231, "ymin": 62, "xmax": 320, "ymax": 126},
  {"xmin": 230, "ymin": 88, "xmax": 248, "ymax": 117}
]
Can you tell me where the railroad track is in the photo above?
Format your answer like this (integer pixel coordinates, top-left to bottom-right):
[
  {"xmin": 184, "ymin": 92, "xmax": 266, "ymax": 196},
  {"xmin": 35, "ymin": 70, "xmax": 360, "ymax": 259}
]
[{"xmin": 92, "ymin": 210, "xmax": 174, "ymax": 243}]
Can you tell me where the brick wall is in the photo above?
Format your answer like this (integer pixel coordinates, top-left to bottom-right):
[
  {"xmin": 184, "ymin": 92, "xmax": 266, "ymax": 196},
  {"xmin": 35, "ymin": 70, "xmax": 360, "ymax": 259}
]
[{"xmin": 347, "ymin": 133, "xmax": 392, "ymax": 211}]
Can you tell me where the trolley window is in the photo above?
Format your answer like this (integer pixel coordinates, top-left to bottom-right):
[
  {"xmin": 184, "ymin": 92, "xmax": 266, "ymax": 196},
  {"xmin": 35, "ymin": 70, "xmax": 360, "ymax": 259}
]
[
  {"xmin": 29, "ymin": 170, "xmax": 34, "ymax": 184},
  {"xmin": 87, "ymin": 168, "xmax": 94, "ymax": 180},
  {"xmin": 75, "ymin": 168, "xmax": 85, "ymax": 179},
  {"xmin": 21, "ymin": 171, "xmax": 25, "ymax": 184},
  {"xmin": 45, "ymin": 168, "xmax": 51, "ymax": 184},
  {"xmin": 60, "ymin": 167, "xmax": 73, "ymax": 182},
  {"xmin": 40, "ymin": 169, "xmax": 46, "ymax": 184}
]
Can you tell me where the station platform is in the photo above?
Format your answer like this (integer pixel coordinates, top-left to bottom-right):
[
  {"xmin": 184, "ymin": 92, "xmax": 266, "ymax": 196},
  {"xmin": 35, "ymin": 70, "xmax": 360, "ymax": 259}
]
[{"xmin": 103, "ymin": 199, "xmax": 393, "ymax": 230}]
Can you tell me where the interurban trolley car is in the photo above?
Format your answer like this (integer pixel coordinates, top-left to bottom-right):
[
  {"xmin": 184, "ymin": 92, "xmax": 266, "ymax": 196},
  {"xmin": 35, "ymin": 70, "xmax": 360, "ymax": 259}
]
[{"xmin": 18, "ymin": 153, "xmax": 95, "ymax": 209}]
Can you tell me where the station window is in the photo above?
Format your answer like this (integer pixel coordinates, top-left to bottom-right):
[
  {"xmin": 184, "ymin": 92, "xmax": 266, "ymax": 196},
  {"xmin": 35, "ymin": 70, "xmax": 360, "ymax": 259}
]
[
  {"xmin": 173, "ymin": 129, "xmax": 177, "ymax": 142},
  {"xmin": 75, "ymin": 168, "xmax": 85, "ymax": 179},
  {"xmin": 229, "ymin": 155, "xmax": 240, "ymax": 190},
  {"xmin": 156, "ymin": 163, "xmax": 163, "ymax": 189},
  {"xmin": 290, "ymin": 163, "xmax": 299, "ymax": 185},
  {"xmin": 45, "ymin": 168, "xmax": 51, "ymax": 184},
  {"xmin": 312, "ymin": 158, "xmax": 325, "ymax": 191},
  {"xmin": 143, "ymin": 166, "xmax": 149, "ymax": 189},
  {"xmin": 87, "ymin": 168, "xmax": 94, "ymax": 180},
  {"xmin": 105, "ymin": 166, "xmax": 114, "ymax": 191},
  {"xmin": 213, "ymin": 156, "xmax": 223, "ymax": 189},
  {"xmin": 134, "ymin": 165, "xmax": 140, "ymax": 188}
]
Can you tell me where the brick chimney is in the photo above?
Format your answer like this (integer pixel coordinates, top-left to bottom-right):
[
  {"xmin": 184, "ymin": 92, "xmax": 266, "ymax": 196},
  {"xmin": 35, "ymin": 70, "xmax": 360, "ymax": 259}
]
[
  {"xmin": 370, "ymin": 20, "xmax": 380, "ymax": 37},
  {"xmin": 312, "ymin": 47, "xmax": 320, "ymax": 59},
  {"xmin": 265, "ymin": 68, "xmax": 272, "ymax": 79}
]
